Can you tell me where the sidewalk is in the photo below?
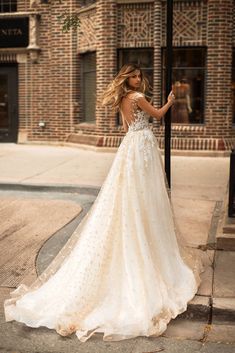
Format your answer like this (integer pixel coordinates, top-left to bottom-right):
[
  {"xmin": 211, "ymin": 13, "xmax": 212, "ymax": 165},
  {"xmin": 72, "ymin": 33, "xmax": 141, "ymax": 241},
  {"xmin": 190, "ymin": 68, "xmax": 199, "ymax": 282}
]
[{"xmin": 0, "ymin": 142, "xmax": 234, "ymax": 350}]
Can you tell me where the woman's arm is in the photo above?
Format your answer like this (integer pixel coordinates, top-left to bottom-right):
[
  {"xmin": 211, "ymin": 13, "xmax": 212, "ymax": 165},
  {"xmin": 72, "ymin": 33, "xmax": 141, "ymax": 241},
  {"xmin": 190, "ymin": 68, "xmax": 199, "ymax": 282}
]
[{"xmin": 137, "ymin": 91, "xmax": 175, "ymax": 120}]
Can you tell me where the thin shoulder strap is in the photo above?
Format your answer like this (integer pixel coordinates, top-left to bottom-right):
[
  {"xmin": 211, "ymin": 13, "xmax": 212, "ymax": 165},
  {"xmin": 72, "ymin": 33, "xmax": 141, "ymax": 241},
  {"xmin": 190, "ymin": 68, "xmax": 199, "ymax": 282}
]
[{"xmin": 131, "ymin": 92, "xmax": 145, "ymax": 115}]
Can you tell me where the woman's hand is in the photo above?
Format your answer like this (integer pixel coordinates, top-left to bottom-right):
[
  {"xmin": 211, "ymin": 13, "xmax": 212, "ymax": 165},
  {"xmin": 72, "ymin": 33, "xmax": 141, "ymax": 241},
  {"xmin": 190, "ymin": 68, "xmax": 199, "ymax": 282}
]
[{"xmin": 167, "ymin": 91, "xmax": 176, "ymax": 105}]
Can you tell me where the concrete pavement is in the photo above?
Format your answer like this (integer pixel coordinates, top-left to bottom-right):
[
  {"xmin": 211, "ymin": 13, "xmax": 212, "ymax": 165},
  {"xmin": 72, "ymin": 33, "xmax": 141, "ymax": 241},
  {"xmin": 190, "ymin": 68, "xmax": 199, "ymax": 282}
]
[{"xmin": 0, "ymin": 142, "xmax": 235, "ymax": 352}]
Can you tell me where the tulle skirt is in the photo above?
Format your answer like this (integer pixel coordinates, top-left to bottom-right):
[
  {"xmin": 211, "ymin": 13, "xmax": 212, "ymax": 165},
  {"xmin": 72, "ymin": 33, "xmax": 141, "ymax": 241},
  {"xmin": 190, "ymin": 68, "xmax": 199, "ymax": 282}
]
[{"xmin": 4, "ymin": 127, "xmax": 204, "ymax": 342}]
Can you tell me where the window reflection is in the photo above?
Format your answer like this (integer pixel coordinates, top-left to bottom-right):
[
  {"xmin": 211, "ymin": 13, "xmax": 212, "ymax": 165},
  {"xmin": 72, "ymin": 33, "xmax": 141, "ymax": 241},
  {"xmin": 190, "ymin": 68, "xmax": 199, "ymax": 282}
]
[
  {"xmin": 81, "ymin": 52, "xmax": 96, "ymax": 123},
  {"xmin": 118, "ymin": 48, "xmax": 153, "ymax": 94},
  {"xmin": 162, "ymin": 47, "xmax": 206, "ymax": 124},
  {"xmin": 117, "ymin": 48, "xmax": 154, "ymax": 125}
]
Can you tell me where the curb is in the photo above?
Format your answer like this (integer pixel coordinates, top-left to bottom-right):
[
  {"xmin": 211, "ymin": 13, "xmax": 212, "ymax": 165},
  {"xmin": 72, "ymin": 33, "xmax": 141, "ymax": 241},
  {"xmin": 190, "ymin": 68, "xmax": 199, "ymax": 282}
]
[
  {"xmin": 212, "ymin": 298, "xmax": 235, "ymax": 323},
  {"xmin": 0, "ymin": 182, "xmax": 100, "ymax": 196},
  {"xmin": 179, "ymin": 296, "xmax": 235, "ymax": 324},
  {"xmin": 179, "ymin": 295, "xmax": 211, "ymax": 322}
]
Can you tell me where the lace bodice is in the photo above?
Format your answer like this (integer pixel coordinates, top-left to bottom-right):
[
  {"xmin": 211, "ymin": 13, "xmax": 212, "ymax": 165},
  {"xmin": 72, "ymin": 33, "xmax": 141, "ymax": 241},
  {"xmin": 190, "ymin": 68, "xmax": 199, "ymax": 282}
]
[
  {"xmin": 128, "ymin": 110, "xmax": 150, "ymax": 132},
  {"xmin": 121, "ymin": 92, "xmax": 150, "ymax": 132},
  {"xmin": 119, "ymin": 92, "xmax": 156, "ymax": 168}
]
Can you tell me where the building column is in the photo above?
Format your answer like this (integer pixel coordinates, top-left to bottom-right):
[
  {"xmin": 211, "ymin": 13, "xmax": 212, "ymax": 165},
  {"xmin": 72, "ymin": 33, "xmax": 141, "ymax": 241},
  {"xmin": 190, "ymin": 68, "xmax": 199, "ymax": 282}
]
[
  {"xmin": 96, "ymin": 0, "xmax": 117, "ymax": 134},
  {"xmin": 206, "ymin": 0, "xmax": 233, "ymax": 149}
]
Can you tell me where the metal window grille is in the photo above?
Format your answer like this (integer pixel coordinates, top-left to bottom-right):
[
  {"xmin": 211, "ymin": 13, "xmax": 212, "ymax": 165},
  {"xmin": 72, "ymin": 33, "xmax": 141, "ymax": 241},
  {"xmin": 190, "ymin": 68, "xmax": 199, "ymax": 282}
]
[{"xmin": 0, "ymin": 0, "xmax": 17, "ymax": 12}]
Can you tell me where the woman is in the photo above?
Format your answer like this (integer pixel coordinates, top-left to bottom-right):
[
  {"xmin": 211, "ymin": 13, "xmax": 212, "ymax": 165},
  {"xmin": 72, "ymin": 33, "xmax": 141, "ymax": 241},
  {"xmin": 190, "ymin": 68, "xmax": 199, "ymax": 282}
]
[{"xmin": 4, "ymin": 64, "xmax": 203, "ymax": 342}]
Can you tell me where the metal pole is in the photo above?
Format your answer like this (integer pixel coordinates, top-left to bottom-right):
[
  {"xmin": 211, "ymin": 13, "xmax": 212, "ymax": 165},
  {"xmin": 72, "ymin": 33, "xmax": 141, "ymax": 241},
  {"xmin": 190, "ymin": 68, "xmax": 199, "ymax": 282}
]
[{"xmin": 165, "ymin": 0, "xmax": 173, "ymax": 189}]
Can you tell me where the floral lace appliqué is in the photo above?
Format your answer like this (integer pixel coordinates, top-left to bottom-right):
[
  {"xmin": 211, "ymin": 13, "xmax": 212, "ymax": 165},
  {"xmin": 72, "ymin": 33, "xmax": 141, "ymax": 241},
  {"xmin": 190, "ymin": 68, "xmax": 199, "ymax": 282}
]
[{"xmin": 126, "ymin": 94, "xmax": 156, "ymax": 168}]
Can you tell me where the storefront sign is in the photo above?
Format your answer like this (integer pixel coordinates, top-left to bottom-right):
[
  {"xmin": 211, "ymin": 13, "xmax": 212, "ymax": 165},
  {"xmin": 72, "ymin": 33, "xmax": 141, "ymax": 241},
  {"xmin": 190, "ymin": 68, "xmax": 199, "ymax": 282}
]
[{"xmin": 0, "ymin": 17, "xmax": 29, "ymax": 48}]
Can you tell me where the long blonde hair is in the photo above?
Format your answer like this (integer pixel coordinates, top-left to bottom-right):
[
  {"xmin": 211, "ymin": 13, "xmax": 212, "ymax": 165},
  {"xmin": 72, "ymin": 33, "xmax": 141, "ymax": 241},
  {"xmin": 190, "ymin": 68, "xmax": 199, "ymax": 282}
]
[{"xmin": 100, "ymin": 64, "xmax": 150, "ymax": 111}]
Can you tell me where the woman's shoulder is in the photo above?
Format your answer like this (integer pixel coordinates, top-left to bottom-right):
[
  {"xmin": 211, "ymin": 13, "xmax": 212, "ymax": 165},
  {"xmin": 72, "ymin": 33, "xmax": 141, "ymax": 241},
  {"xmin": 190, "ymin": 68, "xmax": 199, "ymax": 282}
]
[{"xmin": 125, "ymin": 91, "xmax": 145, "ymax": 101}]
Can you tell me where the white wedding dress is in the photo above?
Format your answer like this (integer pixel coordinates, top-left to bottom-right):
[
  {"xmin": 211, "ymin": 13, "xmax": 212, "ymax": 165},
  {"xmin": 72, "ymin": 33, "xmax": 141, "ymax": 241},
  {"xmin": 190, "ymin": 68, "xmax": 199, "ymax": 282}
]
[{"xmin": 4, "ymin": 92, "xmax": 203, "ymax": 342}]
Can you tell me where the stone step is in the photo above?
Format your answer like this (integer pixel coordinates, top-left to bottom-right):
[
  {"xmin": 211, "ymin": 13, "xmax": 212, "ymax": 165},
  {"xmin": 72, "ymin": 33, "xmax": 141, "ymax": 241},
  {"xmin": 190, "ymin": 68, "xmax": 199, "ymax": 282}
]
[
  {"xmin": 217, "ymin": 233, "xmax": 235, "ymax": 251},
  {"xmin": 178, "ymin": 295, "xmax": 235, "ymax": 324},
  {"xmin": 216, "ymin": 193, "xmax": 235, "ymax": 250},
  {"xmin": 212, "ymin": 298, "xmax": 235, "ymax": 323}
]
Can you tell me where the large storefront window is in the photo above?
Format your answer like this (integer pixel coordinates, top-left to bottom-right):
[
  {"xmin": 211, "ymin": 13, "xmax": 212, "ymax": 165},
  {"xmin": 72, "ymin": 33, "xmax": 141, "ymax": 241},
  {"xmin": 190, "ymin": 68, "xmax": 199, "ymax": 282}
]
[
  {"xmin": 0, "ymin": 0, "xmax": 17, "ymax": 12},
  {"xmin": 118, "ymin": 48, "xmax": 154, "ymax": 93},
  {"xmin": 117, "ymin": 48, "xmax": 154, "ymax": 125},
  {"xmin": 81, "ymin": 52, "xmax": 96, "ymax": 123},
  {"xmin": 162, "ymin": 47, "xmax": 206, "ymax": 124},
  {"xmin": 232, "ymin": 48, "xmax": 235, "ymax": 124}
]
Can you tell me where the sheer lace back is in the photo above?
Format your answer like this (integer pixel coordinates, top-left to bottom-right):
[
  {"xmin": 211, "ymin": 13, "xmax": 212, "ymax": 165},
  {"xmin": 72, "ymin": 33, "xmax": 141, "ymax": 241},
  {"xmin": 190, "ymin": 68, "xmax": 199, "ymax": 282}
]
[{"xmin": 120, "ymin": 92, "xmax": 150, "ymax": 132}]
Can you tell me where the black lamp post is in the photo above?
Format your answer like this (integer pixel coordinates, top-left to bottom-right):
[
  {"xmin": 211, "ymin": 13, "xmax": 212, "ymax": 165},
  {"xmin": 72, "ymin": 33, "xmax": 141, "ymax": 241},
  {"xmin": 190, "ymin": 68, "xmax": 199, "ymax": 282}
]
[{"xmin": 165, "ymin": 0, "xmax": 173, "ymax": 189}]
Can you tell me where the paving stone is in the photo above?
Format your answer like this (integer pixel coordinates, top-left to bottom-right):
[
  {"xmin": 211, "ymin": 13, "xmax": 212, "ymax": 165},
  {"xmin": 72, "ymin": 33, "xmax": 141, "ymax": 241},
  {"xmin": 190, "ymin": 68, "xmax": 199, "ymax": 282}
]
[
  {"xmin": 197, "ymin": 250, "xmax": 214, "ymax": 297},
  {"xmin": 172, "ymin": 198, "xmax": 215, "ymax": 248},
  {"xmin": 206, "ymin": 324, "xmax": 235, "ymax": 343},
  {"xmin": 0, "ymin": 198, "xmax": 82, "ymax": 287},
  {"xmin": 162, "ymin": 318, "xmax": 206, "ymax": 341},
  {"xmin": 132, "ymin": 336, "xmax": 202, "ymax": 353},
  {"xmin": 213, "ymin": 251, "xmax": 235, "ymax": 298}
]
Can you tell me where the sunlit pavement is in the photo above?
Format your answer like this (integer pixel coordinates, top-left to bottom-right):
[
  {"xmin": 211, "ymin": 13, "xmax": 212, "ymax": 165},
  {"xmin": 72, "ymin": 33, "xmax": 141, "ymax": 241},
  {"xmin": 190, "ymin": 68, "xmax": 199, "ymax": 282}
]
[{"xmin": 0, "ymin": 143, "xmax": 234, "ymax": 353}]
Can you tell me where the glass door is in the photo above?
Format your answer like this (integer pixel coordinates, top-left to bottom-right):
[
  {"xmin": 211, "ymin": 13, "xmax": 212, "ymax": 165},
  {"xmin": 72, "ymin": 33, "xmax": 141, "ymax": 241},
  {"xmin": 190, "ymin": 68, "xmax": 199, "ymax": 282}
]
[{"xmin": 0, "ymin": 65, "xmax": 18, "ymax": 142}]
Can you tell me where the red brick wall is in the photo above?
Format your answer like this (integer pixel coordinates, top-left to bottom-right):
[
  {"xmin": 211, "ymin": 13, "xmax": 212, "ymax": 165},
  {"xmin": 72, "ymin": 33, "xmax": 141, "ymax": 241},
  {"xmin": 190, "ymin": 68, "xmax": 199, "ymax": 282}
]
[
  {"xmin": 205, "ymin": 0, "xmax": 233, "ymax": 148},
  {"xmin": 17, "ymin": 0, "xmax": 79, "ymax": 142},
  {"xmin": 13, "ymin": 0, "xmax": 235, "ymax": 150},
  {"xmin": 95, "ymin": 0, "xmax": 117, "ymax": 134},
  {"xmin": 72, "ymin": 0, "xmax": 234, "ymax": 150}
]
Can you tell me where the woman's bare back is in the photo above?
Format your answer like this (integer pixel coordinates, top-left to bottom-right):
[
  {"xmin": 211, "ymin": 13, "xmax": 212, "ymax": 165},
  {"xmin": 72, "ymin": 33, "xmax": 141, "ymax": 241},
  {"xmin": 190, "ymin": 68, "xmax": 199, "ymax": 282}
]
[{"xmin": 120, "ymin": 92, "xmax": 144, "ymax": 131}]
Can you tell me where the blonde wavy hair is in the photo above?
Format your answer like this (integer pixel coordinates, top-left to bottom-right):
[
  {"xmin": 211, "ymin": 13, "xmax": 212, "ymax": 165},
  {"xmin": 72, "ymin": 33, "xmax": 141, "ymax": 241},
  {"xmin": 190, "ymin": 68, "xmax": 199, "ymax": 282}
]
[{"xmin": 100, "ymin": 64, "xmax": 151, "ymax": 112}]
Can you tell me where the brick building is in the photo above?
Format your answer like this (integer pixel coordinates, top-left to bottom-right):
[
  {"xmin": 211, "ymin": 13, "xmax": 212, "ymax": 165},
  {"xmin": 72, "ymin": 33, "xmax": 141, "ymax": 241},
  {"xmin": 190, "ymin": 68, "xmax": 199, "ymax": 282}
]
[{"xmin": 0, "ymin": 0, "xmax": 234, "ymax": 151}]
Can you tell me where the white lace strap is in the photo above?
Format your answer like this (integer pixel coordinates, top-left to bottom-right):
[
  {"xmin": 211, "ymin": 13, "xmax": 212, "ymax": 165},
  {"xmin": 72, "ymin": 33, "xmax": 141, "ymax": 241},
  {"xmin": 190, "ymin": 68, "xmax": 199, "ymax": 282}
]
[
  {"xmin": 131, "ymin": 92, "xmax": 145, "ymax": 118},
  {"xmin": 132, "ymin": 92, "xmax": 145, "ymax": 101}
]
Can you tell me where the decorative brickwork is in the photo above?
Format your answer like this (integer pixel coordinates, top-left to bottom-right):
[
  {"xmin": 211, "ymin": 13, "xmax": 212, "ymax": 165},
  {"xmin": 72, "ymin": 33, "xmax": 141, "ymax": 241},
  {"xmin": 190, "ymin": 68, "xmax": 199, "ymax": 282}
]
[
  {"xmin": 117, "ymin": 2, "xmax": 154, "ymax": 47},
  {"xmin": 162, "ymin": 0, "xmax": 207, "ymax": 46},
  {"xmin": 78, "ymin": 7, "xmax": 97, "ymax": 53}
]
